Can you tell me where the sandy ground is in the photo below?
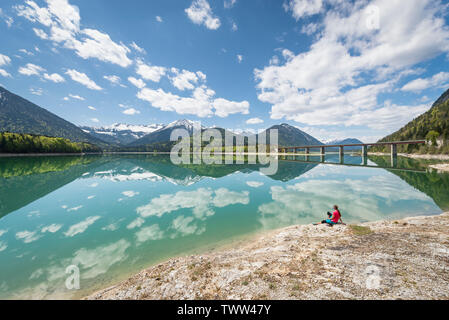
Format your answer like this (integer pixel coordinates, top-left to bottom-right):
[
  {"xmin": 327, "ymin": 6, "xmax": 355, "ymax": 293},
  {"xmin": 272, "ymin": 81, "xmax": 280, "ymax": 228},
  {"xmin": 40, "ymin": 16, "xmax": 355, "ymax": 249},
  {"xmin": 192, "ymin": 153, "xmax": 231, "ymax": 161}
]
[
  {"xmin": 429, "ymin": 164, "xmax": 449, "ymax": 173},
  {"xmin": 87, "ymin": 212, "xmax": 449, "ymax": 300}
]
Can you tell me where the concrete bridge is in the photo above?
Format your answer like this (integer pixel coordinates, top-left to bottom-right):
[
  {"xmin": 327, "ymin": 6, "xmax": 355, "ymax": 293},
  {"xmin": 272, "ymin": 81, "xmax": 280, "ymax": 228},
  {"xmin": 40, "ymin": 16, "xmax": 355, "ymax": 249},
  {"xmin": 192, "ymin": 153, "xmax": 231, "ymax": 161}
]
[{"xmin": 277, "ymin": 140, "xmax": 427, "ymax": 162}]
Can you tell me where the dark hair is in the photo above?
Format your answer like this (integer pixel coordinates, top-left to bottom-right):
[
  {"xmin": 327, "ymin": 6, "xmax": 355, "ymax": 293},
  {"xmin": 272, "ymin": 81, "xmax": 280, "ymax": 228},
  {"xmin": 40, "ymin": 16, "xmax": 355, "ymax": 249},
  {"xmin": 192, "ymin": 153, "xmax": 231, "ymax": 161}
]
[{"xmin": 334, "ymin": 205, "xmax": 339, "ymax": 210}]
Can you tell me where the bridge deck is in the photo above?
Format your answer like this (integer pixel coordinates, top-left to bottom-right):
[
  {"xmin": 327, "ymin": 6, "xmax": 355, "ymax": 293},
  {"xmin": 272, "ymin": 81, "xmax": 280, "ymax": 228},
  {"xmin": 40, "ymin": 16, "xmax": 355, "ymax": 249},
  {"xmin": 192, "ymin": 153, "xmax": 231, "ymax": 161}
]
[{"xmin": 279, "ymin": 140, "xmax": 426, "ymax": 150}]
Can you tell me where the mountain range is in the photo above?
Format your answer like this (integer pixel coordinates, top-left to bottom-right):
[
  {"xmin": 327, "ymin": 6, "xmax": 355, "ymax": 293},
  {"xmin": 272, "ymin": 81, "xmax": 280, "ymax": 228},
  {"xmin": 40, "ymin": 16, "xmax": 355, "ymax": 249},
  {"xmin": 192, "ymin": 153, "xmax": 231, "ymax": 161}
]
[
  {"xmin": 80, "ymin": 123, "xmax": 164, "ymax": 146},
  {"xmin": 0, "ymin": 85, "xmax": 389, "ymax": 152},
  {"xmin": 326, "ymin": 138, "xmax": 364, "ymax": 151}
]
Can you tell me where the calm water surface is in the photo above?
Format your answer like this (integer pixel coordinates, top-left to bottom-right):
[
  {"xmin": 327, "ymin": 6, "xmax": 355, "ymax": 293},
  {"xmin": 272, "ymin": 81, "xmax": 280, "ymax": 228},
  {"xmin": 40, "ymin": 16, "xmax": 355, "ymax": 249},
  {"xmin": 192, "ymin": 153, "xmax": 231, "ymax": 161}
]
[{"xmin": 0, "ymin": 154, "xmax": 448, "ymax": 299}]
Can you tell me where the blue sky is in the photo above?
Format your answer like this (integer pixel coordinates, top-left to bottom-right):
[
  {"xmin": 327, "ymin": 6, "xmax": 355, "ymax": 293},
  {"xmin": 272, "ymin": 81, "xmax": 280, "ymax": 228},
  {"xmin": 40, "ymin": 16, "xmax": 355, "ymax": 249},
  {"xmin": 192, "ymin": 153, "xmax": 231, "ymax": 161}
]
[{"xmin": 0, "ymin": 0, "xmax": 449, "ymax": 142}]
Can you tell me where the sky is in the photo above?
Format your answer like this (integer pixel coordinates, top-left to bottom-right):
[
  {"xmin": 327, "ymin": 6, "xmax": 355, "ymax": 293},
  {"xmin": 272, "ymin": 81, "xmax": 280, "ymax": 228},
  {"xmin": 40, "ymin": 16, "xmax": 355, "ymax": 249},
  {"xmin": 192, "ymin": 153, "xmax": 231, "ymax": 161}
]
[{"xmin": 0, "ymin": 0, "xmax": 449, "ymax": 143}]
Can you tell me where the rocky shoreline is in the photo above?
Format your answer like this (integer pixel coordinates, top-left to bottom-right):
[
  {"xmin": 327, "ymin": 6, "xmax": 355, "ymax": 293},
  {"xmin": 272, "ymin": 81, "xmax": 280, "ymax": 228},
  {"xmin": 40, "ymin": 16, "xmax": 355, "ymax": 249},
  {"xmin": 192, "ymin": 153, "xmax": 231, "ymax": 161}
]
[{"xmin": 86, "ymin": 212, "xmax": 449, "ymax": 300}]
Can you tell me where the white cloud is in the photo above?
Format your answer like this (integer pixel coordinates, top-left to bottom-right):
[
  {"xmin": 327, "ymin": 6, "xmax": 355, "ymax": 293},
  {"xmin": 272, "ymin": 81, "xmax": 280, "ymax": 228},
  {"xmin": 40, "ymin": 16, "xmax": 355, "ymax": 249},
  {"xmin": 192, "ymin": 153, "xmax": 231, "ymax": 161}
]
[
  {"xmin": 103, "ymin": 75, "xmax": 122, "ymax": 86},
  {"xmin": 68, "ymin": 93, "xmax": 85, "ymax": 100},
  {"xmin": 126, "ymin": 217, "xmax": 144, "ymax": 230},
  {"xmin": 128, "ymin": 76, "xmax": 146, "ymax": 89},
  {"xmin": 41, "ymin": 224, "xmax": 62, "ymax": 233},
  {"xmin": 137, "ymin": 86, "xmax": 215, "ymax": 117},
  {"xmin": 102, "ymin": 222, "xmax": 120, "ymax": 231},
  {"xmin": 30, "ymin": 87, "xmax": 43, "ymax": 96},
  {"xmin": 231, "ymin": 21, "xmax": 238, "ymax": 32},
  {"xmin": 0, "ymin": 8, "xmax": 14, "ymax": 28},
  {"xmin": 255, "ymin": 0, "xmax": 449, "ymax": 131},
  {"xmin": 66, "ymin": 69, "xmax": 102, "ymax": 90},
  {"xmin": 246, "ymin": 181, "xmax": 264, "ymax": 188},
  {"xmin": 130, "ymin": 41, "xmax": 146, "ymax": 54},
  {"xmin": 0, "ymin": 241, "xmax": 6, "ymax": 252},
  {"xmin": 18, "ymin": 62, "xmax": 65, "ymax": 83},
  {"xmin": 122, "ymin": 108, "xmax": 141, "ymax": 115},
  {"xmin": 90, "ymin": 118, "xmax": 100, "ymax": 123},
  {"xmin": 70, "ymin": 239, "xmax": 130, "ymax": 279},
  {"xmin": 137, "ymin": 84, "xmax": 249, "ymax": 118},
  {"xmin": 136, "ymin": 188, "xmax": 249, "ymax": 220},
  {"xmin": 237, "ymin": 54, "xmax": 243, "ymax": 63},
  {"xmin": 156, "ymin": 16, "xmax": 163, "ymax": 23},
  {"xmin": 170, "ymin": 215, "xmax": 205, "ymax": 237},
  {"xmin": 401, "ymin": 72, "xmax": 449, "ymax": 92},
  {"xmin": 0, "ymin": 54, "xmax": 11, "ymax": 66},
  {"xmin": 88, "ymin": 106, "xmax": 96, "ymax": 110},
  {"xmin": 67, "ymin": 205, "xmax": 83, "ymax": 212},
  {"xmin": 212, "ymin": 98, "xmax": 249, "ymax": 117},
  {"xmin": 33, "ymin": 28, "xmax": 48, "ymax": 39},
  {"xmin": 135, "ymin": 60, "xmax": 166, "ymax": 82},
  {"xmin": 19, "ymin": 49, "xmax": 34, "ymax": 56},
  {"xmin": 224, "ymin": 0, "xmax": 237, "ymax": 9},
  {"xmin": 43, "ymin": 72, "xmax": 65, "ymax": 83},
  {"xmin": 284, "ymin": 0, "xmax": 323, "ymax": 20},
  {"xmin": 301, "ymin": 22, "xmax": 320, "ymax": 35},
  {"xmin": 122, "ymin": 191, "xmax": 140, "ymax": 198},
  {"xmin": 170, "ymin": 68, "xmax": 202, "ymax": 91},
  {"xmin": 16, "ymin": 230, "xmax": 42, "ymax": 243},
  {"xmin": 246, "ymin": 117, "xmax": 264, "ymax": 125},
  {"xmin": 64, "ymin": 216, "xmax": 100, "ymax": 237},
  {"xmin": 135, "ymin": 224, "xmax": 164, "ymax": 243},
  {"xmin": 19, "ymin": 63, "xmax": 45, "ymax": 76},
  {"xmin": 185, "ymin": 0, "xmax": 221, "ymax": 30},
  {"xmin": 15, "ymin": 0, "xmax": 132, "ymax": 67},
  {"xmin": 0, "ymin": 69, "xmax": 11, "ymax": 77}
]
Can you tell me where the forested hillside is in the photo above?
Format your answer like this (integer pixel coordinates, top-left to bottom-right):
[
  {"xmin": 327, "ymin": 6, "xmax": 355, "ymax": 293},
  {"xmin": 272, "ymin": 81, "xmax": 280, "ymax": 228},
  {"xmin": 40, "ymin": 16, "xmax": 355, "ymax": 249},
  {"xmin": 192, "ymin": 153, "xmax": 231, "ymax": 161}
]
[
  {"xmin": 0, "ymin": 86, "xmax": 105, "ymax": 146},
  {"xmin": 0, "ymin": 132, "xmax": 101, "ymax": 154},
  {"xmin": 373, "ymin": 89, "xmax": 449, "ymax": 154}
]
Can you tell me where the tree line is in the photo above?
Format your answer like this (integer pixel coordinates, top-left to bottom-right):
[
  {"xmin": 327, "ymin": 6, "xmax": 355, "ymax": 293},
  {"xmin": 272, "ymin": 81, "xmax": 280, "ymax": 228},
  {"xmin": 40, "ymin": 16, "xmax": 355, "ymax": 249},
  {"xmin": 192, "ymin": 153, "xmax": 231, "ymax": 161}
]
[{"xmin": 0, "ymin": 132, "xmax": 102, "ymax": 154}]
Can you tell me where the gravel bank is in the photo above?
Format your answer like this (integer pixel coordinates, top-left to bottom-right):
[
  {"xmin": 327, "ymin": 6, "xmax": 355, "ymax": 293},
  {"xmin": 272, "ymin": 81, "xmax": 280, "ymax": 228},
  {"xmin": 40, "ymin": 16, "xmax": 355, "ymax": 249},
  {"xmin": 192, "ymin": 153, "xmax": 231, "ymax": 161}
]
[{"xmin": 87, "ymin": 213, "xmax": 449, "ymax": 300}]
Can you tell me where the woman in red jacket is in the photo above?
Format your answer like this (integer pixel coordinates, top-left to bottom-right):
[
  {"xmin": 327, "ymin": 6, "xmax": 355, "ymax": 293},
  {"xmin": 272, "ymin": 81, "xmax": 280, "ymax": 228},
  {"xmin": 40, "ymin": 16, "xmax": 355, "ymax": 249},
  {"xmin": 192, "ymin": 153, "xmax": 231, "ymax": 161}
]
[{"xmin": 314, "ymin": 205, "xmax": 345, "ymax": 226}]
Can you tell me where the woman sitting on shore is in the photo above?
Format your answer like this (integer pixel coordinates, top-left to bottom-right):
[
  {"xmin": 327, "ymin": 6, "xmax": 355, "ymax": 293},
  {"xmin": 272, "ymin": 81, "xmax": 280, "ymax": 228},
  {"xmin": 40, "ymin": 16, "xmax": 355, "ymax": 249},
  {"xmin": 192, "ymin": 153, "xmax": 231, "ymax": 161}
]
[{"xmin": 314, "ymin": 205, "xmax": 345, "ymax": 226}]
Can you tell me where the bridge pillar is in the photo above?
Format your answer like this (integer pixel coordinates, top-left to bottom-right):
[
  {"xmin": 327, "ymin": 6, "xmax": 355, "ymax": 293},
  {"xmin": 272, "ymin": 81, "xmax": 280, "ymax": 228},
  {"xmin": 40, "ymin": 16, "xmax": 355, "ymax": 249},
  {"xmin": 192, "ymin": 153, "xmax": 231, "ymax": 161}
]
[
  {"xmin": 320, "ymin": 147, "xmax": 325, "ymax": 155},
  {"xmin": 391, "ymin": 144, "xmax": 398, "ymax": 167},
  {"xmin": 363, "ymin": 156, "xmax": 368, "ymax": 166},
  {"xmin": 391, "ymin": 144, "xmax": 397, "ymax": 158},
  {"xmin": 362, "ymin": 145, "xmax": 368, "ymax": 157},
  {"xmin": 305, "ymin": 147, "xmax": 310, "ymax": 155},
  {"xmin": 339, "ymin": 146, "xmax": 344, "ymax": 164}
]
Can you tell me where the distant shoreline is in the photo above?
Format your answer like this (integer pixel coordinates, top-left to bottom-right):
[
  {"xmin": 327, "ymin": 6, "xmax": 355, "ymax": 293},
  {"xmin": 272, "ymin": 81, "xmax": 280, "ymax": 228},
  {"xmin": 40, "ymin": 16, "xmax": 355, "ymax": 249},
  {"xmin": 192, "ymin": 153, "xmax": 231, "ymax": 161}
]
[
  {"xmin": 1, "ymin": 151, "xmax": 448, "ymax": 160},
  {"xmin": 0, "ymin": 152, "xmax": 103, "ymax": 157},
  {"xmin": 368, "ymin": 152, "xmax": 449, "ymax": 160}
]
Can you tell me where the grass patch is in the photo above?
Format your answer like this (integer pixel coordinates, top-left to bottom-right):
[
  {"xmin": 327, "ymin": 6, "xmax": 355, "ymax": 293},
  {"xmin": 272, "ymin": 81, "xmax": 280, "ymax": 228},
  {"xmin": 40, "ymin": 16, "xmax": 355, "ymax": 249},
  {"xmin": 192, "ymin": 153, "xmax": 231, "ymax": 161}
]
[{"xmin": 349, "ymin": 225, "xmax": 373, "ymax": 236}]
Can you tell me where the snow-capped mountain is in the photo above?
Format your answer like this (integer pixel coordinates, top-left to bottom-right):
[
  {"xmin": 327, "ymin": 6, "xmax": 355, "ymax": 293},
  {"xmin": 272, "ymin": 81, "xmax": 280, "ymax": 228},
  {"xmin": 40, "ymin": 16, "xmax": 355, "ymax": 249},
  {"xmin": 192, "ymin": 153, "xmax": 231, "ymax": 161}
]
[
  {"xmin": 164, "ymin": 119, "xmax": 204, "ymax": 132},
  {"xmin": 80, "ymin": 123, "xmax": 164, "ymax": 146},
  {"xmin": 127, "ymin": 119, "xmax": 206, "ymax": 147}
]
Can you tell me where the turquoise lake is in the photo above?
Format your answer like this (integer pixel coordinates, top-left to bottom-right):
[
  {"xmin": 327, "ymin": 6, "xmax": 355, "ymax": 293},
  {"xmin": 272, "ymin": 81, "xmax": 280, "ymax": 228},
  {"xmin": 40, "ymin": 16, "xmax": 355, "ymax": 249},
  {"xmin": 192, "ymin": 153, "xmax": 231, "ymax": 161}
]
[{"xmin": 0, "ymin": 154, "xmax": 448, "ymax": 299}]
